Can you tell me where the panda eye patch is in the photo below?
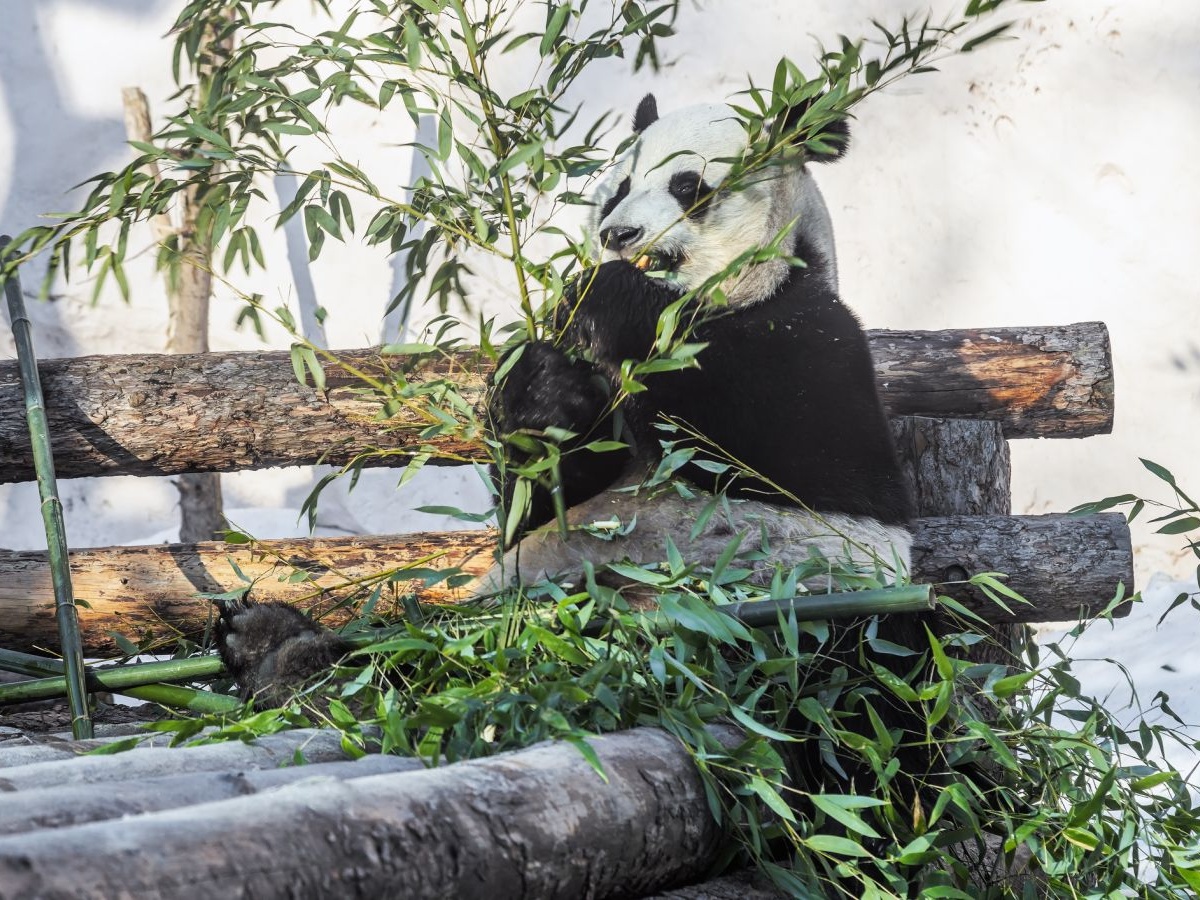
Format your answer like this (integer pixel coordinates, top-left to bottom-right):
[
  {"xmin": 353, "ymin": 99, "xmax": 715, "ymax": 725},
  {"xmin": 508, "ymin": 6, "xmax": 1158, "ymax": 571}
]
[
  {"xmin": 600, "ymin": 177, "xmax": 630, "ymax": 220},
  {"xmin": 668, "ymin": 171, "xmax": 713, "ymax": 218}
]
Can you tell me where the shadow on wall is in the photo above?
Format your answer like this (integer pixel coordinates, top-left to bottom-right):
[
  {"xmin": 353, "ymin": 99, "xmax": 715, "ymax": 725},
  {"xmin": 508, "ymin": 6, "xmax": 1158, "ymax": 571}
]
[{"xmin": 0, "ymin": 1, "xmax": 174, "ymax": 550}]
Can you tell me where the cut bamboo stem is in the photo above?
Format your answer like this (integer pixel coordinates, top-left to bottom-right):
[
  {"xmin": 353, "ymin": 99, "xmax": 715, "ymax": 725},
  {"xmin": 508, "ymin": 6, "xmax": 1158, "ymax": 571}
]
[
  {"xmin": 0, "ymin": 655, "xmax": 224, "ymax": 706},
  {"xmin": 583, "ymin": 584, "xmax": 935, "ymax": 636},
  {"xmin": 0, "ymin": 235, "xmax": 92, "ymax": 739}
]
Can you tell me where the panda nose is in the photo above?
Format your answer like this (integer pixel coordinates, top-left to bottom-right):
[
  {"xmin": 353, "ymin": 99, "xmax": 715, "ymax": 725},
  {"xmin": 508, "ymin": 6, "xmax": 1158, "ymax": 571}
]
[{"xmin": 600, "ymin": 225, "xmax": 643, "ymax": 251}]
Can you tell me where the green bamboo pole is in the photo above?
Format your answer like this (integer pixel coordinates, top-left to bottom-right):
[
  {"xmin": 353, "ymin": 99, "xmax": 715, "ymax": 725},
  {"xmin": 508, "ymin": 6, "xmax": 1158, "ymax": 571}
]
[
  {"xmin": 0, "ymin": 655, "xmax": 226, "ymax": 705},
  {"xmin": 0, "ymin": 235, "xmax": 92, "ymax": 738},
  {"xmin": 0, "ymin": 647, "xmax": 69, "ymax": 678},
  {"xmin": 583, "ymin": 583, "xmax": 935, "ymax": 637},
  {"xmin": 0, "ymin": 648, "xmax": 240, "ymax": 713},
  {"xmin": 118, "ymin": 682, "xmax": 241, "ymax": 714}
]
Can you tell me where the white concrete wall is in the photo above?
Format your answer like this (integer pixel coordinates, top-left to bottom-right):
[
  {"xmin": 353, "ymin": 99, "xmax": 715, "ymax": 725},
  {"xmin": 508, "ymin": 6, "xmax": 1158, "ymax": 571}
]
[{"xmin": 0, "ymin": 1, "xmax": 1196, "ymax": 587}]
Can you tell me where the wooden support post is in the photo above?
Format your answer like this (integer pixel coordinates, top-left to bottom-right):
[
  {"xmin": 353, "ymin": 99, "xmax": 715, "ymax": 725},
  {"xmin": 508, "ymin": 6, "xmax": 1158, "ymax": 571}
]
[{"xmin": 893, "ymin": 416, "xmax": 1021, "ymax": 663}]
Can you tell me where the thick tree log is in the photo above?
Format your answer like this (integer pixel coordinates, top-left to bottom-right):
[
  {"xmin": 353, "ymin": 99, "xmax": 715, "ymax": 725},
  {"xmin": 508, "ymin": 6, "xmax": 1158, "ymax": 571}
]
[
  {"xmin": 0, "ymin": 323, "xmax": 1112, "ymax": 483},
  {"xmin": 0, "ymin": 754, "xmax": 419, "ymax": 835},
  {"xmin": 0, "ymin": 531, "xmax": 496, "ymax": 654},
  {"xmin": 0, "ymin": 514, "xmax": 1131, "ymax": 654},
  {"xmin": 0, "ymin": 726, "xmax": 729, "ymax": 900},
  {"xmin": 911, "ymin": 512, "xmax": 1133, "ymax": 624}
]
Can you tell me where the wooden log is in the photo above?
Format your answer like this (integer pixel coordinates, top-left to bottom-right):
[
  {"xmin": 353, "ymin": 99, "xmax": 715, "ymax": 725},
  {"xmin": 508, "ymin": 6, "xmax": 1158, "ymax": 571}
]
[
  {"xmin": 0, "ymin": 726, "xmax": 729, "ymax": 900},
  {"xmin": 892, "ymin": 417, "xmax": 1011, "ymax": 517},
  {"xmin": 0, "ymin": 323, "xmax": 1112, "ymax": 483},
  {"xmin": 0, "ymin": 729, "xmax": 353, "ymax": 790},
  {"xmin": 894, "ymin": 417, "xmax": 1021, "ymax": 663},
  {"xmin": 0, "ymin": 755, "xmax": 419, "ymax": 835},
  {"xmin": 0, "ymin": 531, "xmax": 496, "ymax": 654},
  {"xmin": 0, "ymin": 514, "xmax": 1131, "ymax": 654},
  {"xmin": 911, "ymin": 512, "xmax": 1133, "ymax": 625}
]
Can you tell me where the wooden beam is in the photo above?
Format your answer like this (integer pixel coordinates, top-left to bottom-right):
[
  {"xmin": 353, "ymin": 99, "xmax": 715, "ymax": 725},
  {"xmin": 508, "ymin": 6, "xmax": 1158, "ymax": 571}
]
[
  {"xmin": 0, "ymin": 514, "xmax": 1131, "ymax": 654},
  {"xmin": 0, "ymin": 323, "xmax": 1113, "ymax": 483}
]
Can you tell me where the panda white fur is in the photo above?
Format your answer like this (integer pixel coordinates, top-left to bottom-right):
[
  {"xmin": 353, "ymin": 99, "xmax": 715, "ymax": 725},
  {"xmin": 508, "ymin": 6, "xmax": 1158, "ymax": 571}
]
[
  {"xmin": 215, "ymin": 93, "xmax": 916, "ymax": 707},
  {"xmin": 482, "ymin": 94, "xmax": 913, "ymax": 593}
]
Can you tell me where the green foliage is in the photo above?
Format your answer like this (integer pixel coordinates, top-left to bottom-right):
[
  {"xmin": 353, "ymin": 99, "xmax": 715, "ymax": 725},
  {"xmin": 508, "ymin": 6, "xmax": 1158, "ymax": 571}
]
[{"xmin": 155, "ymin": 543, "xmax": 1200, "ymax": 896}]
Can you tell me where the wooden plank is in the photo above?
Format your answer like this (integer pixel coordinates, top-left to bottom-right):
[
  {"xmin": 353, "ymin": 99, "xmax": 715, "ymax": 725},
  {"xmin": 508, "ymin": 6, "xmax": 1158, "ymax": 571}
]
[
  {"xmin": 0, "ymin": 323, "xmax": 1113, "ymax": 483},
  {"xmin": 0, "ymin": 514, "xmax": 1131, "ymax": 654}
]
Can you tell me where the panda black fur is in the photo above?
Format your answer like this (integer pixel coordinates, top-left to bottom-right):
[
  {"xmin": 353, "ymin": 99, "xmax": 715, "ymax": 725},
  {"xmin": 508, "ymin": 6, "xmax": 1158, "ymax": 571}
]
[
  {"xmin": 216, "ymin": 94, "xmax": 917, "ymax": 720},
  {"xmin": 482, "ymin": 94, "xmax": 913, "ymax": 591}
]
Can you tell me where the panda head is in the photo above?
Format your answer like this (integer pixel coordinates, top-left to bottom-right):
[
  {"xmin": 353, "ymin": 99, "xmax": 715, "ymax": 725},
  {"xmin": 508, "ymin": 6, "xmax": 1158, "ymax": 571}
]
[{"xmin": 590, "ymin": 94, "xmax": 848, "ymax": 306}]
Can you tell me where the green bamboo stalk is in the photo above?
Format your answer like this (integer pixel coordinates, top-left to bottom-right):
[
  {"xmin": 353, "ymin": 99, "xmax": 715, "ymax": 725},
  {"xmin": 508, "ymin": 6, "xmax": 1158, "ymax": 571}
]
[
  {"xmin": 118, "ymin": 682, "xmax": 242, "ymax": 714},
  {"xmin": 1, "ymin": 234, "xmax": 92, "ymax": 738},
  {"xmin": 0, "ymin": 655, "xmax": 226, "ymax": 705},
  {"xmin": 583, "ymin": 583, "xmax": 935, "ymax": 637},
  {"xmin": 0, "ymin": 647, "xmax": 68, "ymax": 678},
  {"xmin": 0, "ymin": 648, "xmax": 238, "ymax": 713},
  {"xmin": 718, "ymin": 584, "xmax": 934, "ymax": 629}
]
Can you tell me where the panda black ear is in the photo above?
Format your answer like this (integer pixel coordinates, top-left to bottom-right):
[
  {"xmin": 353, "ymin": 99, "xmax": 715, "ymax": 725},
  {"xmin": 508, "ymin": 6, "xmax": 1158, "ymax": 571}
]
[
  {"xmin": 633, "ymin": 94, "xmax": 659, "ymax": 134},
  {"xmin": 780, "ymin": 99, "xmax": 851, "ymax": 163}
]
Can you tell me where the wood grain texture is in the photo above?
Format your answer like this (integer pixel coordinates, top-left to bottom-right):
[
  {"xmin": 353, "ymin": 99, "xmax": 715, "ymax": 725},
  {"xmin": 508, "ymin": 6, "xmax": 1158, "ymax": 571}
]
[
  {"xmin": 893, "ymin": 417, "xmax": 1012, "ymax": 517},
  {"xmin": 0, "ymin": 323, "xmax": 1112, "ymax": 483},
  {"xmin": 0, "ymin": 514, "xmax": 1131, "ymax": 654}
]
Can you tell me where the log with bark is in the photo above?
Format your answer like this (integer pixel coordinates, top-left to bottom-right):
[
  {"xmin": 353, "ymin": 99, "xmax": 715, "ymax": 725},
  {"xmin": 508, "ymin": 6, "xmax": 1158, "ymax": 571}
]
[
  {"xmin": 0, "ymin": 323, "xmax": 1113, "ymax": 483},
  {"xmin": 0, "ymin": 728, "xmax": 353, "ymax": 790},
  {"xmin": 0, "ymin": 754, "xmax": 419, "ymax": 835},
  {"xmin": 893, "ymin": 417, "xmax": 1022, "ymax": 664},
  {"xmin": 0, "ymin": 726, "xmax": 731, "ymax": 900},
  {"xmin": 0, "ymin": 513, "xmax": 1131, "ymax": 654}
]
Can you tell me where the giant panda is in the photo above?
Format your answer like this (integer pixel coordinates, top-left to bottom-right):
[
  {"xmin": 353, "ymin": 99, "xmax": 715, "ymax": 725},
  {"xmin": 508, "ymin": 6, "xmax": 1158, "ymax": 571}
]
[
  {"xmin": 481, "ymin": 93, "xmax": 913, "ymax": 593},
  {"xmin": 217, "ymin": 94, "xmax": 918, "ymax": 732}
]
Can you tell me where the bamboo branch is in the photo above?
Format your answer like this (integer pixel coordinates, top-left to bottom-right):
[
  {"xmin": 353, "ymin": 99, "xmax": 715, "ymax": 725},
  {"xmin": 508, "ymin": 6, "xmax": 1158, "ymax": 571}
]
[
  {"xmin": 0, "ymin": 235, "xmax": 92, "ymax": 739},
  {"xmin": 0, "ymin": 655, "xmax": 225, "ymax": 706}
]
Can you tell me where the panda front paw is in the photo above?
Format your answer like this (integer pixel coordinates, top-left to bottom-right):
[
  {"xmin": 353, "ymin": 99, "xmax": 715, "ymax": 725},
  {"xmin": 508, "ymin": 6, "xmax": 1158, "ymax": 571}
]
[
  {"xmin": 559, "ymin": 260, "xmax": 681, "ymax": 363},
  {"xmin": 214, "ymin": 597, "xmax": 352, "ymax": 707},
  {"xmin": 488, "ymin": 340, "xmax": 610, "ymax": 439}
]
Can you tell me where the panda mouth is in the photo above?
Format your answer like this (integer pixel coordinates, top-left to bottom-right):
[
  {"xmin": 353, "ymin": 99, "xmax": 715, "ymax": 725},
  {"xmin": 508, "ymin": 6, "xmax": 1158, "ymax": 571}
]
[{"xmin": 633, "ymin": 249, "xmax": 684, "ymax": 274}]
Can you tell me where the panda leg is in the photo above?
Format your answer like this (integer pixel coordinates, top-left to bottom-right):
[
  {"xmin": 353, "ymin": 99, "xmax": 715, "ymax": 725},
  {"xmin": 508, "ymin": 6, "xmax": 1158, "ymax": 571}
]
[
  {"xmin": 214, "ymin": 597, "xmax": 353, "ymax": 708},
  {"xmin": 473, "ymin": 488, "xmax": 912, "ymax": 594}
]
